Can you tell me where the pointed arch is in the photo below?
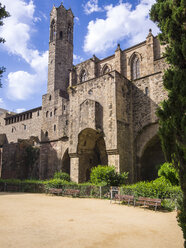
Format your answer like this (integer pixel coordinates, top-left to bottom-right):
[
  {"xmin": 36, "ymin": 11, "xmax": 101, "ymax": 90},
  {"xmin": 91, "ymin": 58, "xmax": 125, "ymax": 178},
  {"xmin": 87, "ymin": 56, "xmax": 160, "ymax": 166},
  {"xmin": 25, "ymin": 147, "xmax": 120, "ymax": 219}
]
[
  {"xmin": 80, "ymin": 69, "xmax": 87, "ymax": 83},
  {"xmin": 102, "ymin": 63, "xmax": 112, "ymax": 75},
  {"xmin": 67, "ymin": 23, "xmax": 72, "ymax": 43},
  {"xmin": 129, "ymin": 52, "xmax": 142, "ymax": 80},
  {"xmin": 61, "ymin": 149, "xmax": 70, "ymax": 174},
  {"xmin": 50, "ymin": 19, "xmax": 56, "ymax": 42}
]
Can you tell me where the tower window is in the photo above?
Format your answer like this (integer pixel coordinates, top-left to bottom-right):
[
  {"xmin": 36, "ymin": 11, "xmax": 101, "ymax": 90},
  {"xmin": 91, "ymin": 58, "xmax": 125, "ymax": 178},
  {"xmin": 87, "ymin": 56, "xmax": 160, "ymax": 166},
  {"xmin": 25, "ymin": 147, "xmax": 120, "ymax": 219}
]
[
  {"xmin": 45, "ymin": 131, "xmax": 48, "ymax": 137},
  {"xmin": 131, "ymin": 55, "xmax": 140, "ymax": 80},
  {"xmin": 145, "ymin": 87, "xmax": 149, "ymax": 96},
  {"xmin": 67, "ymin": 24, "xmax": 72, "ymax": 43},
  {"xmin": 54, "ymin": 108, "xmax": 57, "ymax": 115},
  {"xmin": 50, "ymin": 20, "xmax": 56, "ymax": 42},
  {"xmin": 49, "ymin": 95, "xmax": 52, "ymax": 101},
  {"xmin": 50, "ymin": 112, "xmax": 52, "ymax": 117},
  {"xmin": 54, "ymin": 125, "xmax": 56, "ymax": 131},
  {"xmin": 60, "ymin": 31, "xmax": 63, "ymax": 40},
  {"xmin": 46, "ymin": 111, "xmax": 49, "ymax": 118}
]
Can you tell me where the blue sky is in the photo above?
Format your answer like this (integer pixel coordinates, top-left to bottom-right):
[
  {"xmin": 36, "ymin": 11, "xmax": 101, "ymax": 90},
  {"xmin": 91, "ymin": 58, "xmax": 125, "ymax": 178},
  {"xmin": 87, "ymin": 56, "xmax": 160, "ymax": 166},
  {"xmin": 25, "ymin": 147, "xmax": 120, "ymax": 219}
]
[{"xmin": 0, "ymin": 0, "xmax": 159, "ymax": 113}]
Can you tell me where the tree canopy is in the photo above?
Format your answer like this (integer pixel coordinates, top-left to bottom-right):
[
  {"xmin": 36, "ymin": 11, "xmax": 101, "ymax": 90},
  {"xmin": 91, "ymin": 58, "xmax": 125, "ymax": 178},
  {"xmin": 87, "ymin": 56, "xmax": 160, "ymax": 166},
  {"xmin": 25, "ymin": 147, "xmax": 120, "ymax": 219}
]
[
  {"xmin": 150, "ymin": 0, "xmax": 186, "ymax": 246},
  {"xmin": 0, "ymin": 3, "xmax": 9, "ymax": 87}
]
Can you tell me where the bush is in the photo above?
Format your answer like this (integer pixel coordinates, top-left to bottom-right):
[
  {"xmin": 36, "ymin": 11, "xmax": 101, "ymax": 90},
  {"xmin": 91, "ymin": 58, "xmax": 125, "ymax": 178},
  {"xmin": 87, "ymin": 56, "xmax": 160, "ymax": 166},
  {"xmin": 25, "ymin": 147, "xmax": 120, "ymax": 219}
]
[
  {"xmin": 121, "ymin": 178, "xmax": 182, "ymax": 199},
  {"xmin": 90, "ymin": 165, "xmax": 128, "ymax": 186},
  {"xmin": 44, "ymin": 179, "xmax": 76, "ymax": 189},
  {"xmin": 53, "ymin": 171, "xmax": 70, "ymax": 182},
  {"xmin": 158, "ymin": 162, "xmax": 179, "ymax": 186}
]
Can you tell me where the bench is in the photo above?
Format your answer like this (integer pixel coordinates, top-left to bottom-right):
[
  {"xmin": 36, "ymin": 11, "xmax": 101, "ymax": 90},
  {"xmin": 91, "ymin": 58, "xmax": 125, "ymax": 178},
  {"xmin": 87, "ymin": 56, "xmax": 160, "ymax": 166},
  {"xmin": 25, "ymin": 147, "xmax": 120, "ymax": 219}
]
[
  {"xmin": 135, "ymin": 197, "xmax": 161, "ymax": 211},
  {"xmin": 6, "ymin": 185, "xmax": 19, "ymax": 192},
  {"xmin": 48, "ymin": 188, "xmax": 63, "ymax": 196},
  {"xmin": 63, "ymin": 189, "xmax": 80, "ymax": 197},
  {"xmin": 114, "ymin": 194, "xmax": 135, "ymax": 206}
]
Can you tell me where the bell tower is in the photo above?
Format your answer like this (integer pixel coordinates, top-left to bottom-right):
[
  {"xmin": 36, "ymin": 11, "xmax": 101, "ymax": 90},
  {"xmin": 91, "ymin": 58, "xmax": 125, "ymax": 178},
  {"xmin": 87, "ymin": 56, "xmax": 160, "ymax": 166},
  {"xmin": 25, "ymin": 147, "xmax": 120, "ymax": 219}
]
[{"xmin": 47, "ymin": 3, "xmax": 74, "ymax": 93}]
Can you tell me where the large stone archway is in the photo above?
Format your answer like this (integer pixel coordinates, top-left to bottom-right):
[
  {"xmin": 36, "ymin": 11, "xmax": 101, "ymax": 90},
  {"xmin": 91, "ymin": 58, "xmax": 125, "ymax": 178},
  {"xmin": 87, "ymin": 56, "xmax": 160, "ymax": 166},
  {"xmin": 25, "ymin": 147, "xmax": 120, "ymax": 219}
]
[
  {"xmin": 140, "ymin": 135, "xmax": 165, "ymax": 181},
  {"xmin": 61, "ymin": 149, "xmax": 70, "ymax": 175},
  {"xmin": 77, "ymin": 128, "xmax": 108, "ymax": 182},
  {"xmin": 135, "ymin": 123, "xmax": 165, "ymax": 181}
]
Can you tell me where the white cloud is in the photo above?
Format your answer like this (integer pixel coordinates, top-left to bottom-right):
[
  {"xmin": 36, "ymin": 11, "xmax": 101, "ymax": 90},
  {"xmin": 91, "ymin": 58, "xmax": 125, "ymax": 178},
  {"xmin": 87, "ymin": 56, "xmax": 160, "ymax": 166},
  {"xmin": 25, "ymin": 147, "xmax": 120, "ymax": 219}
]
[
  {"xmin": 75, "ymin": 16, "xmax": 80, "ymax": 23},
  {"xmin": 0, "ymin": 98, "xmax": 6, "ymax": 109},
  {"xmin": 0, "ymin": 0, "xmax": 48, "ymax": 100},
  {"xmin": 73, "ymin": 54, "xmax": 84, "ymax": 63},
  {"xmin": 84, "ymin": 0, "xmax": 159, "ymax": 54},
  {"xmin": 83, "ymin": 0, "xmax": 102, "ymax": 15},
  {"xmin": 16, "ymin": 108, "xmax": 26, "ymax": 113}
]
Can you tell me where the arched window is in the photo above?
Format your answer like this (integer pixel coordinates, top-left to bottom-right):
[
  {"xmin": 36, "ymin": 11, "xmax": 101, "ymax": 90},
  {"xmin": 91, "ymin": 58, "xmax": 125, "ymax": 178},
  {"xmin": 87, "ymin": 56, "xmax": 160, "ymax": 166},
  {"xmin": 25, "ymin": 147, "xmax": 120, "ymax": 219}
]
[
  {"xmin": 49, "ymin": 95, "xmax": 52, "ymax": 101},
  {"xmin": 54, "ymin": 108, "xmax": 57, "ymax": 115},
  {"xmin": 80, "ymin": 70, "xmax": 87, "ymax": 83},
  {"xmin": 50, "ymin": 112, "xmax": 52, "ymax": 117},
  {"xmin": 59, "ymin": 31, "xmax": 63, "ymax": 40},
  {"xmin": 131, "ymin": 55, "xmax": 140, "ymax": 80},
  {"xmin": 145, "ymin": 87, "xmax": 149, "ymax": 96},
  {"xmin": 67, "ymin": 24, "xmax": 72, "ymax": 43},
  {"xmin": 54, "ymin": 125, "xmax": 56, "ymax": 131},
  {"xmin": 45, "ymin": 131, "xmax": 48, "ymax": 137},
  {"xmin": 102, "ymin": 65, "xmax": 111, "ymax": 75},
  {"xmin": 50, "ymin": 20, "xmax": 56, "ymax": 42},
  {"xmin": 46, "ymin": 111, "xmax": 49, "ymax": 118}
]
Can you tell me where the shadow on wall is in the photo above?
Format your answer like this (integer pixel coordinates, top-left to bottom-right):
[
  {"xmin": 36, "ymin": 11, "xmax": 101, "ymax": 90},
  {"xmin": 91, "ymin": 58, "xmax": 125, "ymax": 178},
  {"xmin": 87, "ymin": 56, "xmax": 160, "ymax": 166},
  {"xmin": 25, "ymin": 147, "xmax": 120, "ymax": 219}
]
[
  {"xmin": 1, "ymin": 132, "xmax": 70, "ymax": 180},
  {"xmin": 77, "ymin": 128, "xmax": 108, "ymax": 183},
  {"xmin": 132, "ymin": 79, "xmax": 166, "ymax": 182},
  {"xmin": 39, "ymin": 130, "xmax": 70, "ymax": 180},
  {"xmin": 1, "ymin": 137, "xmax": 40, "ymax": 179}
]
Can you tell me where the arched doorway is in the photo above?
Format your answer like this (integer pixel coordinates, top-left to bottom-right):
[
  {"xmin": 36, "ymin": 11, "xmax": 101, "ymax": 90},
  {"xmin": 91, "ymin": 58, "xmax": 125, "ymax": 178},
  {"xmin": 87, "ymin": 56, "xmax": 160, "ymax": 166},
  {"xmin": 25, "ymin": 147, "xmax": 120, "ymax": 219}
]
[
  {"xmin": 77, "ymin": 128, "xmax": 108, "ymax": 182},
  {"xmin": 140, "ymin": 135, "xmax": 165, "ymax": 181},
  {"xmin": 61, "ymin": 149, "xmax": 70, "ymax": 175}
]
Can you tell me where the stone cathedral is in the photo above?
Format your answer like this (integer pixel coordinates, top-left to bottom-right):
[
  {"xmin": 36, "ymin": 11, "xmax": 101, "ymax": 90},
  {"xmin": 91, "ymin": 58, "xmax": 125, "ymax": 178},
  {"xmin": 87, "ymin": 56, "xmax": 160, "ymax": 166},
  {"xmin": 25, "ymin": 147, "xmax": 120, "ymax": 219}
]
[{"xmin": 0, "ymin": 3, "xmax": 168, "ymax": 183}]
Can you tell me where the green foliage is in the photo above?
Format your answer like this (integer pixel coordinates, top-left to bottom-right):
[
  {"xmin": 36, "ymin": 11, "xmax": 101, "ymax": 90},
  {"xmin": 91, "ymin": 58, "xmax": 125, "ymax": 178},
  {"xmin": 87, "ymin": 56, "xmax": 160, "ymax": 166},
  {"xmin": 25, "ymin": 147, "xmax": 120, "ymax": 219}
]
[
  {"xmin": 150, "ymin": 0, "xmax": 186, "ymax": 242},
  {"xmin": 53, "ymin": 170, "xmax": 70, "ymax": 182},
  {"xmin": 43, "ymin": 179, "xmax": 76, "ymax": 189},
  {"xmin": 0, "ymin": 3, "xmax": 9, "ymax": 87},
  {"xmin": 90, "ymin": 165, "xmax": 128, "ymax": 186},
  {"xmin": 177, "ymin": 198, "xmax": 186, "ymax": 242},
  {"xmin": 121, "ymin": 179, "xmax": 182, "ymax": 211},
  {"xmin": 158, "ymin": 162, "xmax": 179, "ymax": 186}
]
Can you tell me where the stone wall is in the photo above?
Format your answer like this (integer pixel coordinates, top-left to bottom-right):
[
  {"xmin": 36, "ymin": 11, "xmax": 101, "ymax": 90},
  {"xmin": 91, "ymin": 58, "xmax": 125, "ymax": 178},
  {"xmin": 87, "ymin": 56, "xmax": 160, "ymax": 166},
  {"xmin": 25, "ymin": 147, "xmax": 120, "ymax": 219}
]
[
  {"xmin": 2, "ymin": 139, "xmax": 40, "ymax": 179},
  {"xmin": 132, "ymin": 71, "xmax": 167, "ymax": 137},
  {"xmin": 39, "ymin": 139, "xmax": 69, "ymax": 179},
  {"xmin": 0, "ymin": 107, "xmax": 42, "ymax": 143},
  {"xmin": 41, "ymin": 89, "xmax": 69, "ymax": 141}
]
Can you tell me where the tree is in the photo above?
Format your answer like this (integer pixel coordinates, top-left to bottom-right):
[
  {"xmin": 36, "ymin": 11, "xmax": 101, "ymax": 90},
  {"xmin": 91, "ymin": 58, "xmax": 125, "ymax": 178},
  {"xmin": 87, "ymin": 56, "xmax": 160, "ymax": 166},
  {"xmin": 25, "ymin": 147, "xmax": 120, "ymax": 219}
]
[
  {"xmin": 0, "ymin": 3, "xmax": 9, "ymax": 87},
  {"xmin": 150, "ymin": 0, "xmax": 186, "ymax": 246}
]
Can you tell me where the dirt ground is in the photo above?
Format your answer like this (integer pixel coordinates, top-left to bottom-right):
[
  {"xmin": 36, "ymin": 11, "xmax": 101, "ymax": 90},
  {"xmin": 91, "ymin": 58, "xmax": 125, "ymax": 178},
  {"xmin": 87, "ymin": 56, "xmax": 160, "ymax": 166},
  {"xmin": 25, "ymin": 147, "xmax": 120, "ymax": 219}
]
[{"xmin": 0, "ymin": 193, "xmax": 184, "ymax": 248}]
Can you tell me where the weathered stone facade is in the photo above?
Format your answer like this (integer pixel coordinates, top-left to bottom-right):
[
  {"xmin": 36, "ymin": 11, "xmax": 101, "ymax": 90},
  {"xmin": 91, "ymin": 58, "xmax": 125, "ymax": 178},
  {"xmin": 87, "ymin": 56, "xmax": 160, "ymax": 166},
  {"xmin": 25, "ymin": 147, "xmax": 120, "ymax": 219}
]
[{"xmin": 0, "ymin": 4, "xmax": 168, "ymax": 182}]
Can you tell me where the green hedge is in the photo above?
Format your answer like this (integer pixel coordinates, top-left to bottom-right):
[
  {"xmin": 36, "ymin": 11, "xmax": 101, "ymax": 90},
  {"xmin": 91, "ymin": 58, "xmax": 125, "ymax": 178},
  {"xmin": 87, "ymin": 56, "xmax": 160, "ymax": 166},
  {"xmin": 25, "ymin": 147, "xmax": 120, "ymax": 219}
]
[{"xmin": 121, "ymin": 178, "xmax": 181, "ymax": 199}]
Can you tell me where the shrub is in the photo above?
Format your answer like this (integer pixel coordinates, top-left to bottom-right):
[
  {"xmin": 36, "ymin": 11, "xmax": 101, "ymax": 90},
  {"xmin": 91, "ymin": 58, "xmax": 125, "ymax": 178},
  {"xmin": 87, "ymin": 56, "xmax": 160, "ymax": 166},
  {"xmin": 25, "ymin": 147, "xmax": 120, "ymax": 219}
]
[
  {"xmin": 44, "ymin": 179, "xmax": 76, "ymax": 189},
  {"xmin": 53, "ymin": 171, "xmax": 70, "ymax": 182},
  {"xmin": 121, "ymin": 179, "xmax": 182, "ymax": 200},
  {"xmin": 158, "ymin": 162, "xmax": 179, "ymax": 186},
  {"xmin": 90, "ymin": 165, "xmax": 128, "ymax": 186}
]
